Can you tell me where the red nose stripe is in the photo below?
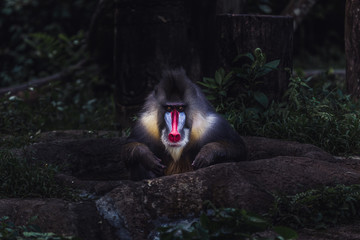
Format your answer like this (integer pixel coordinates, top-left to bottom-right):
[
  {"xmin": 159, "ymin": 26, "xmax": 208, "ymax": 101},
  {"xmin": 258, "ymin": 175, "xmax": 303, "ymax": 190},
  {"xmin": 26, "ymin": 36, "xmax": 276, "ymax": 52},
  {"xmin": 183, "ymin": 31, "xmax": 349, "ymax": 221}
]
[{"xmin": 168, "ymin": 109, "xmax": 181, "ymax": 143}]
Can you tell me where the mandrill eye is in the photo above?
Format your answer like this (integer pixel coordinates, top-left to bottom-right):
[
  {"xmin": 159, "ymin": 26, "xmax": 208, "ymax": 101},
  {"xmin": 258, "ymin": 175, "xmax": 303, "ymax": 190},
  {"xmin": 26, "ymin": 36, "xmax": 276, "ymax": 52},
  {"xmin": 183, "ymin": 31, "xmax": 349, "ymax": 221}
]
[
  {"xmin": 177, "ymin": 106, "xmax": 185, "ymax": 112},
  {"xmin": 165, "ymin": 106, "xmax": 172, "ymax": 112}
]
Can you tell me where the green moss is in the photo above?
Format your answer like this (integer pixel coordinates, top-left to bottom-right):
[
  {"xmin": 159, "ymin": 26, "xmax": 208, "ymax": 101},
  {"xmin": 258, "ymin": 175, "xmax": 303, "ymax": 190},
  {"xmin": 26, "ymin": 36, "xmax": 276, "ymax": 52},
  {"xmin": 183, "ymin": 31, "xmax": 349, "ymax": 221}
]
[{"xmin": 270, "ymin": 185, "xmax": 360, "ymax": 229}]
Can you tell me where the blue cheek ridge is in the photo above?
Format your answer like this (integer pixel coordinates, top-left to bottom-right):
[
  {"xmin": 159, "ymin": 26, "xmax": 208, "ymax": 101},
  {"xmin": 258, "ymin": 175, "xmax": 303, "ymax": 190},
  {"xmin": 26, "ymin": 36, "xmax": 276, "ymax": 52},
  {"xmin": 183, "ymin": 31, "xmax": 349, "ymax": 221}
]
[
  {"xmin": 178, "ymin": 112, "xmax": 186, "ymax": 130},
  {"xmin": 164, "ymin": 112, "xmax": 172, "ymax": 131}
]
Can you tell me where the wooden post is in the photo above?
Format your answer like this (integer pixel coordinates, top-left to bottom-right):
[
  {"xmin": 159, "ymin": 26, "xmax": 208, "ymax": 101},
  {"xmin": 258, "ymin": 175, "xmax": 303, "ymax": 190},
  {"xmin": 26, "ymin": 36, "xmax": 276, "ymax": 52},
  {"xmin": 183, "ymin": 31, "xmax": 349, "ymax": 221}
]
[
  {"xmin": 212, "ymin": 14, "xmax": 293, "ymax": 100},
  {"xmin": 345, "ymin": 0, "xmax": 360, "ymax": 99}
]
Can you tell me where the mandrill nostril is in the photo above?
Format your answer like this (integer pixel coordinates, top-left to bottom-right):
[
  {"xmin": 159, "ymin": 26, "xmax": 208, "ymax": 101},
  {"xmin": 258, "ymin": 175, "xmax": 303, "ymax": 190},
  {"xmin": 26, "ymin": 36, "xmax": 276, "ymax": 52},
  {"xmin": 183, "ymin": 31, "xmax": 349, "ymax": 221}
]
[{"xmin": 169, "ymin": 133, "xmax": 181, "ymax": 143}]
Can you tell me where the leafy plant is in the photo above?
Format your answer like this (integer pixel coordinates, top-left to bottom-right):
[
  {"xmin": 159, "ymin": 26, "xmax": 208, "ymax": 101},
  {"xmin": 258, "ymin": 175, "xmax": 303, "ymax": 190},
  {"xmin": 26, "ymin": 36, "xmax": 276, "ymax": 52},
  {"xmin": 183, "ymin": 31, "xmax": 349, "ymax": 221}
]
[
  {"xmin": 233, "ymin": 48, "xmax": 280, "ymax": 85},
  {"xmin": 0, "ymin": 150, "xmax": 78, "ymax": 199},
  {"xmin": 0, "ymin": 216, "xmax": 80, "ymax": 240},
  {"xmin": 200, "ymin": 49, "xmax": 360, "ymax": 156},
  {"xmin": 158, "ymin": 202, "xmax": 297, "ymax": 240},
  {"xmin": 270, "ymin": 184, "xmax": 360, "ymax": 229},
  {"xmin": 24, "ymin": 31, "xmax": 87, "ymax": 73},
  {"xmin": 199, "ymin": 68, "xmax": 234, "ymax": 105},
  {"xmin": 199, "ymin": 48, "xmax": 279, "ymax": 114},
  {"xmin": 158, "ymin": 184, "xmax": 360, "ymax": 239}
]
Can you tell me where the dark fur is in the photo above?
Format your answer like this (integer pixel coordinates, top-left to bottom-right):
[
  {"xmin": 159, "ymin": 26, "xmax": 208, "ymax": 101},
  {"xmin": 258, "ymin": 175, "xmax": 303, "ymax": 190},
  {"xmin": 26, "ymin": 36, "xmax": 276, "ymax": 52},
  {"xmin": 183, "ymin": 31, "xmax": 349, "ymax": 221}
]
[{"xmin": 122, "ymin": 68, "xmax": 247, "ymax": 180}]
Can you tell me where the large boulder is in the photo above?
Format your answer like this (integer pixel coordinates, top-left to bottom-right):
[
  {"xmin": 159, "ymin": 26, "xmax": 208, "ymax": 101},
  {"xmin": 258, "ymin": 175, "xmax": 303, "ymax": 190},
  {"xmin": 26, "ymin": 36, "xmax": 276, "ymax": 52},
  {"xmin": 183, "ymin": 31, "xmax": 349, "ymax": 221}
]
[
  {"xmin": 96, "ymin": 156, "xmax": 360, "ymax": 239},
  {"xmin": 0, "ymin": 198, "xmax": 116, "ymax": 240},
  {"xmin": 3, "ymin": 132, "xmax": 360, "ymax": 239}
]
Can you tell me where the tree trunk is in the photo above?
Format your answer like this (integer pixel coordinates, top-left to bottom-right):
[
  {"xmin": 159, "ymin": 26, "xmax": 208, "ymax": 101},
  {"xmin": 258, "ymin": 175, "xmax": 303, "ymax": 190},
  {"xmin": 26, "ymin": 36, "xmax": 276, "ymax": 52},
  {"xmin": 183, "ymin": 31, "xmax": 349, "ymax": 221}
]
[
  {"xmin": 212, "ymin": 14, "xmax": 293, "ymax": 100},
  {"xmin": 345, "ymin": 0, "xmax": 360, "ymax": 99}
]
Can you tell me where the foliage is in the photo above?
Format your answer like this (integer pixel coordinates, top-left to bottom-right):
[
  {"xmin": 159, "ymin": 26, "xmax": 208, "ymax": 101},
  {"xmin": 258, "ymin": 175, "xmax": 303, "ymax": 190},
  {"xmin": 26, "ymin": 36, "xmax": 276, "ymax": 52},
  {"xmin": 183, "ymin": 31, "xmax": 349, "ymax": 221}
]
[
  {"xmin": 158, "ymin": 202, "xmax": 297, "ymax": 240},
  {"xmin": 158, "ymin": 184, "xmax": 360, "ymax": 239},
  {"xmin": 23, "ymin": 31, "xmax": 87, "ymax": 71},
  {"xmin": 199, "ymin": 48, "xmax": 278, "ymax": 112},
  {"xmin": 0, "ymin": 1, "xmax": 116, "ymax": 146},
  {"xmin": 0, "ymin": 0, "xmax": 95, "ymax": 86},
  {"xmin": 0, "ymin": 216, "xmax": 80, "ymax": 240},
  {"xmin": 200, "ymin": 49, "xmax": 360, "ymax": 156},
  {"xmin": 0, "ymin": 73, "xmax": 116, "ymax": 148},
  {"xmin": 0, "ymin": 150, "xmax": 78, "ymax": 199},
  {"xmin": 245, "ymin": 0, "xmax": 274, "ymax": 14},
  {"xmin": 270, "ymin": 184, "xmax": 360, "ymax": 229}
]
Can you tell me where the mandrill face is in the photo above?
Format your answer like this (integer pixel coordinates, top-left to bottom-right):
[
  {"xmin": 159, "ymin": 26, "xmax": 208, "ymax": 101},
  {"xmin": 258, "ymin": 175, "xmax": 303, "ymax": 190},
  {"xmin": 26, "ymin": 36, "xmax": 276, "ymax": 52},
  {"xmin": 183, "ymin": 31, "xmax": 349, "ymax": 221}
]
[{"xmin": 161, "ymin": 104, "xmax": 190, "ymax": 150}]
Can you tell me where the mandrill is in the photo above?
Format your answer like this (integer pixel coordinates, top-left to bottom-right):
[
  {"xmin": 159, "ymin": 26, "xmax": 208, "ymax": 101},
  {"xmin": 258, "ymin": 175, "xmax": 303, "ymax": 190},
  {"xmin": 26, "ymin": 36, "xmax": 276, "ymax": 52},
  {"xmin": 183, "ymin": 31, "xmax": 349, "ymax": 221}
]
[{"xmin": 122, "ymin": 68, "xmax": 247, "ymax": 180}]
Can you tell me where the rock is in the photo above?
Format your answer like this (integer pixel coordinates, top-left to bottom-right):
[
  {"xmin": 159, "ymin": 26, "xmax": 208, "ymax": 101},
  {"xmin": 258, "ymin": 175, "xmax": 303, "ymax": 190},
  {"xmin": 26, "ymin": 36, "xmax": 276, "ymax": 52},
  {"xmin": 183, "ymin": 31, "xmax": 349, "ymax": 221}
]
[
  {"xmin": 96, "ymin": 157, "xmax": 360, "ymax": 239},
  {"xmin": 23, "ymin": 136, "xmax": 128, "ymax": 180},
  {"xmin": 4, "ymin": 132, "xmax": 360, "ymax": 239},
  {"xmin": 244, "ymin": 136, "xmax": 336, "ymax": 162},
  {"xmin": 20, "ymin": 135, "xmax": 337, "ymax": 182},
  {"xmin": 0, "ymin": 198, "xmax": 116, "ymax": 240}
]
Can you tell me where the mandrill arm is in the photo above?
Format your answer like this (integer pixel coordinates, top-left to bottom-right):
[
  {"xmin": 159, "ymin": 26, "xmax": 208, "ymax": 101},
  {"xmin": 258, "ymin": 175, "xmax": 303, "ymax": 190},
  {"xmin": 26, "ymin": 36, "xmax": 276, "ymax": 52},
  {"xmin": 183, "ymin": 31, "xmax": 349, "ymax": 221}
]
[
  {"xmin": 192, "ymin": 141, "xmax": 246, "ymax": 169},
  {"xmin": 190, "ymin": 116, "xmax": 248, "ymax": 170},
  {"xmin": 122, "ymin": 142, "xmax": 166, "ymax": 176}
]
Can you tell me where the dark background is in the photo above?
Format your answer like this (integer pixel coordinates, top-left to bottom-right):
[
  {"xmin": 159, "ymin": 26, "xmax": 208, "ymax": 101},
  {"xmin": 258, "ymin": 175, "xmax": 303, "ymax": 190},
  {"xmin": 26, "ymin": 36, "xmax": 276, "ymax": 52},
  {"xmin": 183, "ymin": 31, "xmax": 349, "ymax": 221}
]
[{"xmin": 0, "ymin": 0, "xmax": 345, "ymax": 88}]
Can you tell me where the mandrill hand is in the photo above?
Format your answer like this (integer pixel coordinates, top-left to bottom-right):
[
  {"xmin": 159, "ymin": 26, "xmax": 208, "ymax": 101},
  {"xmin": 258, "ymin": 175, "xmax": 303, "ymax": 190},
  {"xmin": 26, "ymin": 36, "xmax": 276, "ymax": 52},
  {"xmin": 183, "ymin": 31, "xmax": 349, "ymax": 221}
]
[
  {"xmin": 134, "ymin": 144, "xmax": 166, "ymax": 176},
  {"xmin": 192, "ymin": 142, "xmax": 226, "ymax": 169},
  {"xmin": 140, "ymin": 154, "xmax": 165, "ymax": 176}
]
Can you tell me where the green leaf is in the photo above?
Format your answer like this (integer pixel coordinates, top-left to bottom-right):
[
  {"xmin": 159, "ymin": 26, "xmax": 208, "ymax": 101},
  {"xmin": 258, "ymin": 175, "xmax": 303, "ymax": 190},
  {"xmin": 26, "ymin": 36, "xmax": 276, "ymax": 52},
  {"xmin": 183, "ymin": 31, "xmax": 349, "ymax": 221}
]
[
  {"xmin": 233, "ymin": 52, "xmax": 254, "ymax": 63},
  {"xmin": 215, "ymin": 68, "xmax": 224, "ymax": 85},
  {"xmin": 198, "ymin": 81, "xmax": 217, "ymax": 89},
  {"xmin": 23, "ymin": 231, "xmax": 56, "ymax": 237},
  {"xmin": 219, "ymin": 90, "xmax": 227, "ymax": 97},
  {"xmin": 254, "ymin": 91, "xmax": 269, "ymax": 108},
  {"xmin": 223, "ymin": 71, "xmax": 233, "ymax": 85},
  {"xmin": 264, "ymin": 59, "xmax": 280, "ymax": 69},
  {"xmin": 273, "ymin": 226, "xmax": 299, "ymax": 240},
  {"xmin": 255, "ymin": 68, "xmax": 274, "ymax": 78},
  {"xmin": 259, "ymin": 4, "xmax": 272, "ymax": 14},
  {"xmin": 202, "ymin": 77, "xmax": 214, "ymax": 84}
]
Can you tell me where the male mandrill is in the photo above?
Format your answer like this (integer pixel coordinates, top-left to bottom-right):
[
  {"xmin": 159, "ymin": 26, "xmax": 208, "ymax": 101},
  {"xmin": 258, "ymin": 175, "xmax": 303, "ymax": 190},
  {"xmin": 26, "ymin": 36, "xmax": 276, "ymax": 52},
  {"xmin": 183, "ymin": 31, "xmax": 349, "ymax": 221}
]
[{"xmin": 122, "ymin": 68, "xmax": 247, "ymax": 180}]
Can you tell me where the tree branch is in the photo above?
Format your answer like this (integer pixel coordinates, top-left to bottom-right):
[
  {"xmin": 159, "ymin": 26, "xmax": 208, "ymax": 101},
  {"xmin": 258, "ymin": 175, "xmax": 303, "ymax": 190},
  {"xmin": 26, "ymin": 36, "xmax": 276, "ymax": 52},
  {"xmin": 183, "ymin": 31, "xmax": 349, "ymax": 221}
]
[
  {"xmin": 86, "ymin": 0, "xmax": 107, "ymax": 47},
  {"xmin": 0, "ymin": 60, "xmax": 87, "ymax": 96},
  {"xmin": 0, "ymin": 0, "xmax": 107, "ymax": 97}
]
